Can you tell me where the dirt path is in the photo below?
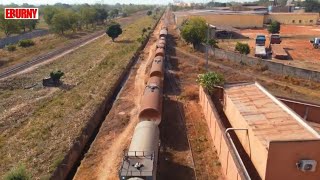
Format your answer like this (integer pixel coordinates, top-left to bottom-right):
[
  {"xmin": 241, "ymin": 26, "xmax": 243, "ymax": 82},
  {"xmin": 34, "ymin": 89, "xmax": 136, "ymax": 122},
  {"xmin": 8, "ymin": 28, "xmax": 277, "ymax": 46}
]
[{"xmin": 73, "ymin": 14, "xmax": 163, "ymax": 180}]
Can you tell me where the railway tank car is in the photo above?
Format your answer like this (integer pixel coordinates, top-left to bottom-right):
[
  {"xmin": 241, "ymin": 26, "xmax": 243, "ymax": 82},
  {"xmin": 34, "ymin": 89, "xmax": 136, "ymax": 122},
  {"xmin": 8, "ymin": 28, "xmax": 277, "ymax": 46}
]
[
  {"xmin": 119, "ymin": 121, "xmax": 159, "ymax": 180},
  {"xmin": 138, "ymin": 77, "xmax": 162, "ymax": 125},
  {"xmin": 119, "ymin": 11, "xmax": 169, "ymax": 180},
  {"xmin": 149, "ymin": 56, "xmax": 164, "ymax": 77}
]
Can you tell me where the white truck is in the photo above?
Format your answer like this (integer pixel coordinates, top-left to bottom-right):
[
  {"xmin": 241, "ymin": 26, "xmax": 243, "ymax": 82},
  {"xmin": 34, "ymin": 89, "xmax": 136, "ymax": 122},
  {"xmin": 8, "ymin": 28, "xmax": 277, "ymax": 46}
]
[
  {"xmin": 310, "ymin": 38, "xmax": 320, "ymax": 49},
  {"xmin": 255, "ymin": 35, "xmax": 267, "ymax": 58}
]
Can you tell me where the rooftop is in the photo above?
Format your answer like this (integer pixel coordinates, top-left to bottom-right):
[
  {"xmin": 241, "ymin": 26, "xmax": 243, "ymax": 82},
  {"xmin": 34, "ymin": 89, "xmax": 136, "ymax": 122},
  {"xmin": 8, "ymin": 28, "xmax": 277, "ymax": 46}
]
[{"xmin": 224, "ymin": 82, "xmax": 319, "ymax": 148}]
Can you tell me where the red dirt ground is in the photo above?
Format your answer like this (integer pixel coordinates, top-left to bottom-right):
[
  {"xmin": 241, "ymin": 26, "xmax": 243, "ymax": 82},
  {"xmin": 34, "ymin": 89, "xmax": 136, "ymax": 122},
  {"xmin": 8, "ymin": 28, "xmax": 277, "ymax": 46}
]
[{"xmin": 219, "ymin": 25, "xmax": 320, "ymax": 70}]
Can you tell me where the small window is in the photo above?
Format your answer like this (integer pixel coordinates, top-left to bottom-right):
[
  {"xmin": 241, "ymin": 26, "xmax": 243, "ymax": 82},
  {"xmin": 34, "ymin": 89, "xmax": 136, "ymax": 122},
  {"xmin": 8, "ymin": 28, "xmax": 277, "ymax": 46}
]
[
  {"xmin": 310, "ymin": 20, "xmax": 314, "ymax": 23},
  {"xmin": 299, "ymin": 20, "xmax": 302, "ymax": 23},
  {"xmin": 292, "ymin": 20, "xmax": 295, "ymax": 23}
]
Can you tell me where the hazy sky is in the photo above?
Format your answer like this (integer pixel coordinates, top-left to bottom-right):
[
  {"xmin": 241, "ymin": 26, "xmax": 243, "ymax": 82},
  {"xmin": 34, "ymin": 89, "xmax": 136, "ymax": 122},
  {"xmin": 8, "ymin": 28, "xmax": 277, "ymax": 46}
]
[{"xmin": 1, "ymin": 0, "xmax": 252, "ymax": 5}]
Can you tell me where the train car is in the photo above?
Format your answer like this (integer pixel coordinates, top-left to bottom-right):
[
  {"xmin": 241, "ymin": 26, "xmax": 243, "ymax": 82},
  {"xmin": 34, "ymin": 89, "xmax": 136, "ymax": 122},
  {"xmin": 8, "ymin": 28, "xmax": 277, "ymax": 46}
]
[
  {"xmin": 119, "ymin": 121, "xmax": 159, "ymax": 180},
  {"xmin": 155, "ymin": 48, "xmax": 165, "ymax": 57},
  {"xmin": 149, "ymin": 56, "xmax": 164, "ymax": 78},
  {"xmin": 156, "ymin": 40, "xmax": 166, "ymax": 49},
  {"xmin": 138, "ymin": 77, "xmax": 162, "ymax": 125},
  {"xmin": 159, "ymin": 29, "xmax": 167, "ymax": 38}
]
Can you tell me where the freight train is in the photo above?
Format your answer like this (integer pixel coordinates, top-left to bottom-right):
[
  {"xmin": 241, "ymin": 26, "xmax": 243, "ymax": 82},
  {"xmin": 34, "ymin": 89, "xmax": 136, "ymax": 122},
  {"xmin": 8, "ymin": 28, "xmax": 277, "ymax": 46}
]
[{"xmin": 118, "ymin": 15, "xmax": 169, "ymax": 180}]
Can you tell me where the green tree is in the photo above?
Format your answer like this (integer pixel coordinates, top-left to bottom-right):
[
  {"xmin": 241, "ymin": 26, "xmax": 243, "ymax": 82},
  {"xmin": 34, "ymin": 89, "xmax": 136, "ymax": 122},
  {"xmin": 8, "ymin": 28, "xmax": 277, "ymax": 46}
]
[
  {"xmin": 94, "ymin": 7, "xmax": 108, "ymax": 24},
  {"xmin": 51, "ymin": 10, "xmax": 78, "ymax": 34},
  {"xmin": 106, "ymin": 22, "xmax": 122, "ymax": 42},
  {"xmin": 0, "ymin": 11, "xmax": 20, "ymax": 36},
  {"xmin": 235, "ymin": 42, "xmax": 250, "ymax": 55},
  {"xmin": 80, "ymin": 7, "xmax": 97, "ymax": 29},
  {"xmin": 268, "ymin": 21, "xmax": 280, "ymax": 34},
  {"xmin": 147, "ymin": 10, "xmax": 152, "ymax": 16},
  {"xmin": 19, "ymin": 20, "xmax": 38, "ymax": 32},
  {"xmin": 197, "ymin": 72, "xmax": 224, "ymax": 94},
  {"xmin": 43, "ymin": 6, "xmax": 59, "ymax": 25},
  {"xmin": 109, "ymin": 9, "xmax": 119, "ymax": 18},
  {"xmin": 181, "ymin": 17, "xmax": 207, "ymax": 49}
]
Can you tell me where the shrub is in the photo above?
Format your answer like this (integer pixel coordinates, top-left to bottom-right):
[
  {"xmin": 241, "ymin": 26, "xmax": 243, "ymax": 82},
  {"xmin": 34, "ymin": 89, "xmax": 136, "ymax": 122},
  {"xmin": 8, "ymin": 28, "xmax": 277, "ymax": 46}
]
[
  {"xmin": 268, "ymin": 21, "xmax": 280, "ymax": 34},
  {"xmin": 197, "ymin": 71, "xmax": 224, "ymax": 94},
  {"xmin": 137, "ymin": 36, "xmax": 147, "ymax": 44},
  {"xmin": 4, "ymin": 164, "xmax": 31, "ymax": 180},
  {"xmin": 50, "ymin": 70, "xmax": 64, "ymax": 82},
  {"xmin": 235, "ymin": 42, "xmax": 250, "ymax": 55},
  {"xmin": 18, "ymin": 39, "xmax": 35, "ymax": 47},
  {"xmin": 147, "ymin": 10, "xmax": 152, "ymax": 16},
  {"xmin": 208, "ymin": 39, "xmax": 219, "ymax": 48},
  {"xmin": 6, "ymin": 45, "xmax": 17, "ymax": 52}
]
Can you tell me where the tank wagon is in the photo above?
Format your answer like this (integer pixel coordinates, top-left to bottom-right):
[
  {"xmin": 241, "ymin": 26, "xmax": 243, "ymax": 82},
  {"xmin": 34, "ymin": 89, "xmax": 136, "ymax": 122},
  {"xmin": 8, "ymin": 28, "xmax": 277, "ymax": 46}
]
[
  {"xmin": 119, "ymin": 16, "xmax": 169, "ymax": 180},
  {"xmin": 149, "ymin": 56, "xmax": 164, "ymax": 77},
  {"xmin": 119, "ymin": 121, "xmax": 159, "ymax": 180}
]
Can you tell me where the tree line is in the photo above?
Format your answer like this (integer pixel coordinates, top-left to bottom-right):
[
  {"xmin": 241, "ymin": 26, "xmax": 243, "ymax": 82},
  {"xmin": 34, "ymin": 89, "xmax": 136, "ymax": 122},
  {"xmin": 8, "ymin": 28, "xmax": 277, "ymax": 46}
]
[{"xmin": 0, "ymin": 3, "xmax": 156, "ymax": 36}]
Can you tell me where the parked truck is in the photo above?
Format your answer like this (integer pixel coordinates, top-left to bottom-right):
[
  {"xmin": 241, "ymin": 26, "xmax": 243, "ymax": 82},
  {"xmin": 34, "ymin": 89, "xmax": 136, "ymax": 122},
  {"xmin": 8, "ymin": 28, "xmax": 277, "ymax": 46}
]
[
  {"xmin": 255, "ymin": 35, "xmax": 267, "ymax": 58},
  {"xmin": 310, "ymin": 38, "xmax": 320, "ymax": 49},
  {"xmin": 270, "ymin": 34, "xmax": 282, "ymax": 44}
]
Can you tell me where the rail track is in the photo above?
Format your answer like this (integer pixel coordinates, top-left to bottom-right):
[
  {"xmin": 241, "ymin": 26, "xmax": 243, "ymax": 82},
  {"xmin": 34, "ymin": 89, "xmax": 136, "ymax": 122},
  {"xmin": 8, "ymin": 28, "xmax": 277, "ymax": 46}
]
[
  {"xmin": 0, "ymin": 31, "xmax": 105, "ymax": 80},
  {"xmin": 163, "ymin": 9, "xmax": 198, "ymax": 179}
]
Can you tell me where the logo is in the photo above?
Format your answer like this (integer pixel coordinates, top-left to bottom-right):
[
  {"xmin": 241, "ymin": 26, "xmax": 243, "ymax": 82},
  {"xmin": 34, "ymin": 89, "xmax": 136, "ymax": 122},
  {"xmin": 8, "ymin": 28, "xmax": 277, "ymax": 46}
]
[{"xmin": 5, "ymin": 8, "xmax": 39, "ymax": 19}]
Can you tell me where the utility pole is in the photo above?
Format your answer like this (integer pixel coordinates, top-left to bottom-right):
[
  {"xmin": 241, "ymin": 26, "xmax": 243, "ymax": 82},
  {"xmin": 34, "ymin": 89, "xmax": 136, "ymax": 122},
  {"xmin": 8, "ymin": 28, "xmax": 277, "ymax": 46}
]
[{"xmin": 206, "ymin": 23, "xmax": 209, "ymax": 71}]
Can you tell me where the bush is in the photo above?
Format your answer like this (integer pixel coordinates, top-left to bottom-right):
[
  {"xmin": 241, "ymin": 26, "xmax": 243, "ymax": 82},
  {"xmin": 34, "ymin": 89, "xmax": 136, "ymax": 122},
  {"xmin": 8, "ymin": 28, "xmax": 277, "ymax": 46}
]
[
  {"xmin": 268, "ymin": 21, "xmax": 280, "ymax": 34},
  {"xmin": 6, "ymin": 45, "xmax": 17, "ymax": 52},
  {"xmin": 235, "ymin": 42, "xmax": 250, "ymax": 55},
  {"xmin": 18, "ymin": 39, "xmax": 35, "ymax": 48},
  {"xmin": 147, "ymin": 10, "xmax": 152, "ymax": 16},
  {"xmin": 197, "ymin": 72, "xmax": 224, "ymax": 94},
  {"xmin": 4, "ymin": 164, "xmax": 31, "ymax": 180},
  {"xmin": 208, "ymin": 39, "xmax": 219, "ymax": 48},
  {"xmin": 137, "ymin": 36, "xmax": 147, "ymax": 44},
  {"xmin": 50, "ymin": 70, "xmax": 64, "ymax": 82}
]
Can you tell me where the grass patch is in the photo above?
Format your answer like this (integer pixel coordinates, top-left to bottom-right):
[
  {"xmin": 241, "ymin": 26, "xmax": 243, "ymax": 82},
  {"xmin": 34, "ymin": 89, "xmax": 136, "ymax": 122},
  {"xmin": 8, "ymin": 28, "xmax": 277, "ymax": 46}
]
[{"xmin": 4, "ymin": 164, "xmax": 31, "ymax": 180}]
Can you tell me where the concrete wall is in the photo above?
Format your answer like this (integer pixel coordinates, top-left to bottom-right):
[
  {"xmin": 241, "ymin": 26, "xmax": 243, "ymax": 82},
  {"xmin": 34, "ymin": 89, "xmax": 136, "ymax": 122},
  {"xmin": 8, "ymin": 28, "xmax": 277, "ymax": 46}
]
[
  {"xmin": 266, "ymin": 140, "xmax": 320, "ymax": 180},
  {"xmin": 198, "ymin": 44, "xmax": 320, "ymax": 82},
  {"xmin": 0, "ymin": 29, "xmax": 48, "ymax": 48},
  {"xmin": 176, "ymin": 14, "xmax": 265, "ymax": 28},
  {"xmin": 199, "ymin": 86, "xmax": 247, "ymax": 180},
  {"xmin": 265, "ymin": 13, "xmax": 319, "ymax": 25}
]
